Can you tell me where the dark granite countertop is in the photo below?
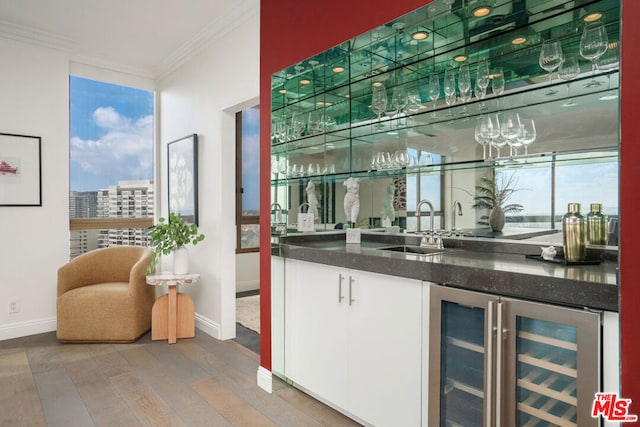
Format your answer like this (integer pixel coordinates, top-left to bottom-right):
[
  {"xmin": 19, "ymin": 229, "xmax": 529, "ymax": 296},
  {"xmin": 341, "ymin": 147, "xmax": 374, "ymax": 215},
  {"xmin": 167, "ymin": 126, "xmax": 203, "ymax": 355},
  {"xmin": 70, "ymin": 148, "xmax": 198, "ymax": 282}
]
[{"xmin": 273, "ymin": 231, "xmax": 619, "ymax": 312}]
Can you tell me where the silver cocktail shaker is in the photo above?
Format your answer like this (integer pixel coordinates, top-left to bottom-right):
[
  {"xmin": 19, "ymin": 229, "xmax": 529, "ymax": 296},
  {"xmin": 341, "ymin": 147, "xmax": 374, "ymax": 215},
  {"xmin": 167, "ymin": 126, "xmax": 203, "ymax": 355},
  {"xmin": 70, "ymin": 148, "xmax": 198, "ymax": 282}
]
[
  {"xmin": 587, "ymin": 203, "xmax": 608, "ymax": 245},
  {"xmin": 563, "ymin": 203, "xmax": 586, "ymax": 262}
]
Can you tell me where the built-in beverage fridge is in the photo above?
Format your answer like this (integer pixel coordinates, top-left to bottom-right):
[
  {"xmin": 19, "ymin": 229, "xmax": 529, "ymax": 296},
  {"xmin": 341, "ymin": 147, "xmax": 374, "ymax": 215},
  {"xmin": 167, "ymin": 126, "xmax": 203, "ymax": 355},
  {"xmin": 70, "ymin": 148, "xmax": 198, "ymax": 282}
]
[{"xmin": 428, "ymin": 285, "xmax": 600, "ymax": 427}]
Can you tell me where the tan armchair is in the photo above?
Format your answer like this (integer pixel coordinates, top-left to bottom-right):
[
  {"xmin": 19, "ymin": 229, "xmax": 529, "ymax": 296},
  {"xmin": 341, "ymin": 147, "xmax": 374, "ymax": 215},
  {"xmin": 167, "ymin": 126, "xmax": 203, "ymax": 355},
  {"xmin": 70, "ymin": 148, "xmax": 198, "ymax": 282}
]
[{"xmin": 57, "ymin": 246, "xmax": 154, "ymax": 343}]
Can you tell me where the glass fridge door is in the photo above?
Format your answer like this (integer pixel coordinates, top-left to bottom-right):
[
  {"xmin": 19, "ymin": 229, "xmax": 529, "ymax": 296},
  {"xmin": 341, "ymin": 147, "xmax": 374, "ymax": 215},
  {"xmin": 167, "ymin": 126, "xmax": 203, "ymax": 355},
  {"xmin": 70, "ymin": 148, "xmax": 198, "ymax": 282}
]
[
  {"xmin": 429, "ymin": 286, "xmax": 497, "ymax": 427},
  {"xmin": 503, "ymin": 298, "xmax": 600, "ymax": 427}
]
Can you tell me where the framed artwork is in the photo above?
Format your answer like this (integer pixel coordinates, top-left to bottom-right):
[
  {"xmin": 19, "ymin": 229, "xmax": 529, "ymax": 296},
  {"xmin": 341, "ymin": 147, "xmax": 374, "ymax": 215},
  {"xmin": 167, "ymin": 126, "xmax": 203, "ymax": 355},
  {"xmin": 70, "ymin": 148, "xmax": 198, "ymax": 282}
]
[
  {"xmin": 168, "ymin": 134, "xmax": 198, "ymax": 225},
  {"xmin": 0, "ymin": 133, "xmax": 42, "ymax": 206}
]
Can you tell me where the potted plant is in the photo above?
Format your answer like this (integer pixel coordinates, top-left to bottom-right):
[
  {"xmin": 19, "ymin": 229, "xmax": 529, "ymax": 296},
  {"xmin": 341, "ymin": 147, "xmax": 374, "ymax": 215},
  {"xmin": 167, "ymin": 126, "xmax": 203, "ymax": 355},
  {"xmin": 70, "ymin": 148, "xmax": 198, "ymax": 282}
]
[
  {"xmin": 147, "ymin": 213, "xmax": 205, "ymax": 274},
  {"xmin": 471, "ymin": 172, "xmax": 523, "ymax": 232}
]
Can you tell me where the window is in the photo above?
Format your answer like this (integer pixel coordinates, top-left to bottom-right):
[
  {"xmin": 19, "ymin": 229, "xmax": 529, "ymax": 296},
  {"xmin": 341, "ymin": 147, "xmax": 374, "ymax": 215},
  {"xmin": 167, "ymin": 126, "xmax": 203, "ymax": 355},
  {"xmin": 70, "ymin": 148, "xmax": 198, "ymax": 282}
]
[
  {"xmin": 236, "ymin": 107, "xmax": 260, "ymax": 252},
  {"xmin": 69, "ymin": 76, "xmax": 155, "ymax": 258}
]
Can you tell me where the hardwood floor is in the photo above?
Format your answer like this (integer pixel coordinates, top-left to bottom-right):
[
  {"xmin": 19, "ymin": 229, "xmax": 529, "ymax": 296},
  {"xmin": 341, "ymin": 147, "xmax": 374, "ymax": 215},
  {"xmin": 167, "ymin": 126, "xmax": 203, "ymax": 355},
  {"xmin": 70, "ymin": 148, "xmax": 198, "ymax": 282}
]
[{"xmin": 0, "ymin": 330, "xmax": 361, "ymax": 427}]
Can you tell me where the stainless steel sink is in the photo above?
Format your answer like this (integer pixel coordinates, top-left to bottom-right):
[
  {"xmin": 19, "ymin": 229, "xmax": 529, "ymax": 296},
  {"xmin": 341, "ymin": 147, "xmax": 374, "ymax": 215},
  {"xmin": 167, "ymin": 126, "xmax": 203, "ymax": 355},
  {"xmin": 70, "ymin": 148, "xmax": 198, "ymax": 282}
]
[{"xmin": 376, "ymin": 245, "xmax": 448, "ymax": 256}]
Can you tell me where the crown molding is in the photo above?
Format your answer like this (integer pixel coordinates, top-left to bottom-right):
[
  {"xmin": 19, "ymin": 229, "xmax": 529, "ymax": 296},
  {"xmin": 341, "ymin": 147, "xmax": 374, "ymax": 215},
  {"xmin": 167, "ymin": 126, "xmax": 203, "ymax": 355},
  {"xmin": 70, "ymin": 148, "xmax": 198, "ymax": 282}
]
[
  {"xmin": 70, "ymin": 54, "xmax": 156, "ymax": 80},
  {"xmin": 0, "ymin": 19, "xmax": 77, "ymax": 52},
  {"xmin": 155, "ymin": 0, "xmax": 259, "ymax": 80}
]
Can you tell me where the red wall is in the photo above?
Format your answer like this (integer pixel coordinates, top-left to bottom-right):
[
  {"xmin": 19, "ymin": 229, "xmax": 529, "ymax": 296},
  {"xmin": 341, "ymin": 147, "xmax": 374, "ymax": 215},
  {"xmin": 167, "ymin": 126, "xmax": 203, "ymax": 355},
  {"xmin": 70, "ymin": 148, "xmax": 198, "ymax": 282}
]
[{"xmin": 260, "ymin": 0, "xmax": 640, "ymax": 409}]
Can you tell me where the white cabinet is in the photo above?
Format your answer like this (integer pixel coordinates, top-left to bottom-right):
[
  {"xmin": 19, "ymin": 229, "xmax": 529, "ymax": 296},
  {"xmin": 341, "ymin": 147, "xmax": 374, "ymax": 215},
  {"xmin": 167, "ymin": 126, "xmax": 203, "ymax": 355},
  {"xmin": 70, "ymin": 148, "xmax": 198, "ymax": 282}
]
[{"xmin": 285, "ymin": 259, "xmax": 423, "ymax": 427}]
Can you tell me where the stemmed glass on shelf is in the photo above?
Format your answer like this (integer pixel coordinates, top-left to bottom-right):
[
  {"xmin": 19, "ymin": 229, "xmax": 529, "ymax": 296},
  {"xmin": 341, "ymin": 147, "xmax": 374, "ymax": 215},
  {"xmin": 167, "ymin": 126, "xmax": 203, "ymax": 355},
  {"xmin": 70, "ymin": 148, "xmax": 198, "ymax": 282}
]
[
  {"xmin": 480, "ymin": 114, "xmax": 501, "ymax": 158},
  {"xmin": 405, "ymin": 88, "xmax": 422, "ymax": 126},
  {"xmin": 428, "ymin": 73, "xmax": 440, "ymax": 117},
  {"xmin": 474, "ymin": 118, "xmax": 489, "ymax": 159},
  {"xmin": 444, "ymin": 68, "xmax": 457, "ymax": 117},
  {"xmin": 558, "ymin": 54, "xmax": 580, "ymax": 107},
  {"xmin": 491, "ymin": 67, "xmax": 505, "ymax": 109},
  {"xmin": 580, "ymin": 22, "xmax": 608, "ymax": 87},
  {"xmin": 391, "ymin": 85, "xmax": 408, "ymax": 127},
  {"xmin": 291, "ymin": 112, "xmax": 306, "ymax": 139},
  {"xmin": 476, "ymin": 59, "xmax": 490, "ymax": 110},
  {"xmin": 500, "ymin": 111, "xmax": 522, "ymax": 156},
  {"xmin": 518, "ymin": 118, "xmax": 537, "ymax": 156},
  {"xmin": 458, "ymin": 63, "xmax": 472, "ymax": 116},
  {"xmin": 371, "ymin": 83, "xmax": 388, "ymax": 130},
  {"xmin": 539, "ymin": 40, "xmax": 563, "ymax": 93}
]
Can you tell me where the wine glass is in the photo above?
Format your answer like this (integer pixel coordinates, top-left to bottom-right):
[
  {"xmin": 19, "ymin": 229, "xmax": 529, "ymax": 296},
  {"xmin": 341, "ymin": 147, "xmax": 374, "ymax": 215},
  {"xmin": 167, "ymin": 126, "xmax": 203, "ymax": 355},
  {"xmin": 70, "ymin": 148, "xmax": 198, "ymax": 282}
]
[
  {"xmin": 371, "ymin": 84, "xmax": 388, "ymax": 130},
  {"xmin": 291, "ymin": 112, "xmax": 306, "ymax": 139},
  {"xmin": 580, "ymin": 22, "xmax": 608, "ymax": 86},
  {"xmin": 558, "ymin": 54, "xmax": 580, "ymax": 107},
  {"xmin": 444, "ymin": 68, "xmax": 456, "ymax": 116},
  {"xmin": 476, "ymin": 59, "xmax": 490, "ymax": 110},
  {"xmin": 518, "ymin": 119, "xmax": 537, "ymax": 156},
  {"xmin": 428, "ymin": 73, "xmax": 440, "ymax": 116},
  {"xmin": 474, "ymin": 118, "xmax": 489, "ymax": 159},
  {"xmin": 391, "ymin": 85, "xmax": 408, "ymax": 127},
  {"xmin": 458, "ymin": 63, "xmax": 471, "ymax": 96},
  {"xmin": 539, "ymin": 40, "xmax": 563, "ymax": 89},
  {"xmin": 491, "ymin": 67, "xmax": 505, "ymax": 96},
  {"xmin": 480, "ymin": 114, "xmax": 501, "ymax": 158},
  {"xmin": 500, "ymin": 111, "xmax": 522, "ymax": 156},
  {"xmin": 308, "ymin": 110, "xmax": 325, "ymax": 135}
]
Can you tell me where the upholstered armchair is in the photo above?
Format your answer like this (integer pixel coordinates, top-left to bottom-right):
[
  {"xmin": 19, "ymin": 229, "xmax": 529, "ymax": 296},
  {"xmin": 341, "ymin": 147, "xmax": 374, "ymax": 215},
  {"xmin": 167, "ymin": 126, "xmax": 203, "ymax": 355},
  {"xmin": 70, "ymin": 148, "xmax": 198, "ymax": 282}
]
[{"xmin": 56, "ymin": 246, "xmax": 154, "ymax": 343}]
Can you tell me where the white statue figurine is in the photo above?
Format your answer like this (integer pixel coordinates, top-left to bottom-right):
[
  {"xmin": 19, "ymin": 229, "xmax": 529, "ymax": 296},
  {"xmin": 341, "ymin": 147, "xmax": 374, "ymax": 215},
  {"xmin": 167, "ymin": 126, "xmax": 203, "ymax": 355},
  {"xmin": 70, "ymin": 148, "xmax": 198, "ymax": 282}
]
[
  {"xmin": 343, "ymin": 177, "xmax": 360, "ymax": 224},
  {"xmin": 306, "ymin": 179, "xmax": 319, "ymax": 219},
  {"xmin": 381, "ymin": 181, "xmax": 396, "ymax": 227}
]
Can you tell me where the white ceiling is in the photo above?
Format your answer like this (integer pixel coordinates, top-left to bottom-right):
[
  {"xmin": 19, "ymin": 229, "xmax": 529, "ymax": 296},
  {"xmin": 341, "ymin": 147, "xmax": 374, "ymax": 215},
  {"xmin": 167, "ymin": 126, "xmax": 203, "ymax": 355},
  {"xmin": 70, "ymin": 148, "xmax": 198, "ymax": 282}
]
[{"xmin": 0, "ymin": 0, "xmax": 257, "ymax": 78}]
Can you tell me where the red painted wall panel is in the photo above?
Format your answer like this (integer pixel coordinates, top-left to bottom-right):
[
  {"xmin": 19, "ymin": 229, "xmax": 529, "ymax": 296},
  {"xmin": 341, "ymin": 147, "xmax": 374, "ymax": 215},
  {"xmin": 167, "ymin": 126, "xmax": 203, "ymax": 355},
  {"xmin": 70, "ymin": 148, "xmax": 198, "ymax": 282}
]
[{"xmin": 260, "ymin": 1, "xmax": 638, "ymax": 411}]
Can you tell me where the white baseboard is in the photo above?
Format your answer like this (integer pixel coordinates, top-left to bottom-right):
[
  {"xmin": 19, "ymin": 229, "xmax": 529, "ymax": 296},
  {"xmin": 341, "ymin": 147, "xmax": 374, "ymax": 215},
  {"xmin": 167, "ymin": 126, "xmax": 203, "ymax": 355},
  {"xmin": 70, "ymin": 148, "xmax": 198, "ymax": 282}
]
[
  {"xmin": 0, "ymin": 317, "xmax": 56, "ymax": 341},
  {"xmin": 195, "ymin": 312, "xmax": 221, "ymax": 340},
  {"xmin": 257, "ymin": 366, "xmax": 272, "ymax": 393}
]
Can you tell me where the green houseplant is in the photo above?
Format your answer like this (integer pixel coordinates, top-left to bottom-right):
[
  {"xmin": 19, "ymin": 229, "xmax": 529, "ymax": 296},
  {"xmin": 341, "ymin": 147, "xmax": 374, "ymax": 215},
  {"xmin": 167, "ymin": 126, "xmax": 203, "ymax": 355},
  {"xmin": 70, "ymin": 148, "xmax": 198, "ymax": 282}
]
[
  {"xmin": 471, "ymin": 172, "xmax": 523, "ymax": 232},
  {"xmin": 147, "ymin": 213, "xmax": 205, "ymax": 274}
]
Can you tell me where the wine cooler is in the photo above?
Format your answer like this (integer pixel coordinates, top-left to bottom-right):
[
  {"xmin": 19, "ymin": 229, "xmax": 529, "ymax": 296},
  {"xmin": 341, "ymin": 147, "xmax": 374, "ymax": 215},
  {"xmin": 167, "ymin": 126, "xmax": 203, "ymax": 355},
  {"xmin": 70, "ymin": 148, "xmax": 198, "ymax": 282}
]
[{"xmin": 428, "ymin": 285, "xmax": 600, "ymax": 427}]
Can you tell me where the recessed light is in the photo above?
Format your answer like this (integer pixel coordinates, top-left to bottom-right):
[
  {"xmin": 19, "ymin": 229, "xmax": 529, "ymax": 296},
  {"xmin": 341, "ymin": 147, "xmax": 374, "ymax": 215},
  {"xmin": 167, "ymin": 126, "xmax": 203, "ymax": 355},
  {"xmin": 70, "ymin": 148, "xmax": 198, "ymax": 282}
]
[
  {"xmin": 278, "ymin": 89, "xmax": 287, "ymax": 94},
  {"xmin": 411, "ymin": 31, "xmax": 429, "ymax": 41},
  {"xmin": 453, "ymin": 55, "xmax": 468, "ymax": 62},
  {"xmin": 332, "ymin": 66, "xmax": 345, "ymax": 73},
  {"xmin": 599, "ymin": 93, "xmax": 619, "ymax": 101},
  {"xmin": 316, "ymin": 101, "xmax": 333, "ymax": 107},
  {"xmin": 584, "ymin": 12, "xmax": 603, "ymax": 22},
  {"xmin": 300, "ymin": 79, "xmax": 311, "ymax": 85},
  {"xmin": 512, "ymin": 37, "xmax": 527, "ymax": 45},
  {"xmin": 472, "ymin": 6, "xmax": 491, "ymax": 18},
  {"xmin": 372, "ymin": 81, "xmax": 384, "ymax": 88}
]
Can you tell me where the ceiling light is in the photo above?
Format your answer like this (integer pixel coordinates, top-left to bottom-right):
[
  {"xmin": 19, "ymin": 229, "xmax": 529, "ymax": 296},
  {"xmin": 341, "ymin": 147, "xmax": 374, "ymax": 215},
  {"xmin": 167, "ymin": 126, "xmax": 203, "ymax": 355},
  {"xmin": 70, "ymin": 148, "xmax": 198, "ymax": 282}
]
[
  {"xmin": 278, "ymin": 89, "xmax": 287, "ymax": 94},
  {"xmin": 332, "ymin": 66, "xmax": 345, "ymax": 73},
  {"xmin": 316, "ymin": 101, "xmax": 333, "ymax": 107},
  {"xmin": 511, "ymin": 37, "xmax": 527, "ymax": 45},
  {"xmin": 472, "ymin": 6, "xmax": 492, "ymax": 18},
  {"xmin": 600, "ymin": 93, "xmax": 619, "ymax": 101},
  {"xmin": 372, "ymin": 81, "xmax": 384, "ymax": 88},
  {"xmin": 584, "ymin": 12, "xmax": 603, "ymax": 23},
  {"xmin": 411, "ymin": 31, "xmax": 429, "ymax": 41},
  {"xmin": 300, "ymin": 79, "xmax": 311, "ymax": 85},
  {"xmin": 453, "ymin": 55, "xmax": 468, "ymax": 62}
]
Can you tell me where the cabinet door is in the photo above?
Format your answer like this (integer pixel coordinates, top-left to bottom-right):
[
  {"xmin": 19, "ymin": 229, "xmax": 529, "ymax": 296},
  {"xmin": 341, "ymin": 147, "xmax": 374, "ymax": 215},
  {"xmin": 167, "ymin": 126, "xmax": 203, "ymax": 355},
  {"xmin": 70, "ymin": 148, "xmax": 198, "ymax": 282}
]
[
  {"xmin": 286, "ymin": 259, "xmax": 349, "ymax": 408},
  {"xmin": 503, "ymin": 298, "xmax": 600, "ymax": 427},
  {"xmin": 348, "ymin": 271, "xmax": 423, "ymax": 427},
  {"xmin": 428, "ymin": 285, "xmax": 497, "ymax": 427}
]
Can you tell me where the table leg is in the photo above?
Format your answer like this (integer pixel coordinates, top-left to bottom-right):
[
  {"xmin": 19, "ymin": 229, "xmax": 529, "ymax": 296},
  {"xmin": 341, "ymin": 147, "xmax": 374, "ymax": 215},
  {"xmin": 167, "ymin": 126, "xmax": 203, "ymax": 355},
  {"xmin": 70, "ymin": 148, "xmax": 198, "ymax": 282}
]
[{"xmin": 168, "ymin": 284, "xmax": 177, "ymax": 344}]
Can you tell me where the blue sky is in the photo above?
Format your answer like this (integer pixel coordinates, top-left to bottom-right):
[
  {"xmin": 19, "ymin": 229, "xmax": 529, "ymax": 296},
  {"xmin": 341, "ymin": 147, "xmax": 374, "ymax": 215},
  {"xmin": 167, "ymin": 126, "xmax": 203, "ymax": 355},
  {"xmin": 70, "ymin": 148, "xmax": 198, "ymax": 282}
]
[
  {"xmin": 241, "ymin": 107, "xmax": 260, "ymax": 212},
  {"xmin": 69, "ymin": 76, "xmax": 154, "ymax": 191}
]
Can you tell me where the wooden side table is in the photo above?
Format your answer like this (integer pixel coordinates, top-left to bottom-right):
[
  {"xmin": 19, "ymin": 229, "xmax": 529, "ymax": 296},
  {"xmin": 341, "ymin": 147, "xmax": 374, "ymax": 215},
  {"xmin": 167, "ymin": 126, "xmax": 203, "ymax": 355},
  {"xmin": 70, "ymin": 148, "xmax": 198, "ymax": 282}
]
[{"xmin": 146, "ymin": 273, "xmax": 200, "ymax": 344}]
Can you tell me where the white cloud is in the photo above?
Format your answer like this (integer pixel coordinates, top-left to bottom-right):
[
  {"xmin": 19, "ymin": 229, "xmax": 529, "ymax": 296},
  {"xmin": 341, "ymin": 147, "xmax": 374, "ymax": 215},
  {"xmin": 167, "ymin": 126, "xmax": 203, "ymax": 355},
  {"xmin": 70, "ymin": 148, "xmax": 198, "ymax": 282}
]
[{"xmin": 71, "ymin": 107, "xmax": 153, "ymax": 185}]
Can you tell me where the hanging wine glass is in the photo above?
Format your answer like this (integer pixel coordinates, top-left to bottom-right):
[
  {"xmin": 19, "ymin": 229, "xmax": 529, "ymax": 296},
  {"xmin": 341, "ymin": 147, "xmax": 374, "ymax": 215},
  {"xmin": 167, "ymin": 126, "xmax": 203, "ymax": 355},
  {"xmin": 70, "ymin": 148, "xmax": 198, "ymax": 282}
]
[
  {"xmin": 580, "ymin": 22, "xmax": 608, "ymax": 87},
  {"xmin": 444, "ymin": 68, "xmax": 456, "ymax": 116},
  {"xmin": 539, "ymin": 40, "xmax": 563, "ymax": 93},
  {"xmin": 428, "ymin": 73, "xmax": 440, "ymax": 117},
  {"xmin": 518, "ymin": 119, "xmax": 537, "ymax": 156},
  {"xmin": 558, "ymin": 54, "xmax": 580, "ymax": 107},
  {"xmin": 371, "ymin": 84, "xmax": 388, "ymax": 130},
  {"xmin": 500, "ymin": 112, "xmax": 522, "ymax": 156}
]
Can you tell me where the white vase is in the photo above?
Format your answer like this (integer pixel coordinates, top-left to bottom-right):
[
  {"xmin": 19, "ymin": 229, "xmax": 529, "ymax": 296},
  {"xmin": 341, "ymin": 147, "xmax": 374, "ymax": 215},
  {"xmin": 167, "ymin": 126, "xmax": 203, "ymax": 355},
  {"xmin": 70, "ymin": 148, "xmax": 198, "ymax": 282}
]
[{"xmin": 173, "ymin": 246, "xmax": 189, "ymax": 274}]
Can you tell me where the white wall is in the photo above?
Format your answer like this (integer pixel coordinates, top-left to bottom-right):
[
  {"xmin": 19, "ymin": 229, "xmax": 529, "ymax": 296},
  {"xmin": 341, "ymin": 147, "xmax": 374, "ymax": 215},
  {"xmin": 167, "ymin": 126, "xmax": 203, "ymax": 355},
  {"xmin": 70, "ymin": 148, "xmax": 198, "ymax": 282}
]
[
  {"xmin": 237, "ymin": 252, "xmax": 260, "ymax": 293},
  {"xmin": 0, "ymin": 38, "xmax": 70, "ymax": 339},
  {"xmin": 158, "ymin": 8, "xmax": 260, "ymax": 340}
]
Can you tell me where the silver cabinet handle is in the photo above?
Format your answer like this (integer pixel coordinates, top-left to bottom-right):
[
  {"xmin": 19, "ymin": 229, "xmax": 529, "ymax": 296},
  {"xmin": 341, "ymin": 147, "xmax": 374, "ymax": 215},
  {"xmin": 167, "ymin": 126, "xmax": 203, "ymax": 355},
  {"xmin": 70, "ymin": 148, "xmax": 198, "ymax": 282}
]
[
  {"xmin": 338, "ymin": 274, "xmax": 345, "ymax": 303},
  {"xmin": 349, "ymin": 276, "xmax": 355, "ymax": 306},
  {"xmin": 496, "ymin": 301, "xmax": 505, "ymax": 427},
  {"xmin": 486, "ymin": 300, "xmax": 495, "ymax": 427}
]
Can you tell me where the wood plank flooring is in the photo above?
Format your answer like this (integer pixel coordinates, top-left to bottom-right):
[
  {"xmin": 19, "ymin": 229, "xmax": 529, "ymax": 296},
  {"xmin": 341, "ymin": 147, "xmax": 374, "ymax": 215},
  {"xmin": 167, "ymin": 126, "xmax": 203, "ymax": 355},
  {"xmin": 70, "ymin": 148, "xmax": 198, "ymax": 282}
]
[{"xmin": 0, "ymin": 331, "xmax": 361, "ymax": 427}]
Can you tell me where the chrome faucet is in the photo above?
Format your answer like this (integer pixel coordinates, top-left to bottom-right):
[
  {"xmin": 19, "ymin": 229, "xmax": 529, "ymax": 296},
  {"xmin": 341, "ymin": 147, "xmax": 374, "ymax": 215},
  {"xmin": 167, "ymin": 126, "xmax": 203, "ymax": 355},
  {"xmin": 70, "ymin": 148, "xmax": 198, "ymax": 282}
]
[
  {"xmin": 451, "ymin": 200, "xmax": 463, "ymax": 231},
  {"xmin": 299, "ymin": 202, "xmax": 310, "ymax": 213},
  {"xmin": 271, "ymin": 202, "xmax": 283, "ymax": 222},
  {"xmin": 416, "ymin": 199, "xmax": 442, "ymax": 248}
]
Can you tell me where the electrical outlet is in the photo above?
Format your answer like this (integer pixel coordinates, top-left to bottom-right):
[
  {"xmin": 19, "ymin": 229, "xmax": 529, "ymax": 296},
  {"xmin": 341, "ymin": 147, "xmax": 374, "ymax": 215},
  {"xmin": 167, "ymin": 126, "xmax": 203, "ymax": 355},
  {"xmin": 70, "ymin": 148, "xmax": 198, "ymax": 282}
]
[{"xmin": 8, "ymin": 298, "xmax": 19, "ymax": 314}]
